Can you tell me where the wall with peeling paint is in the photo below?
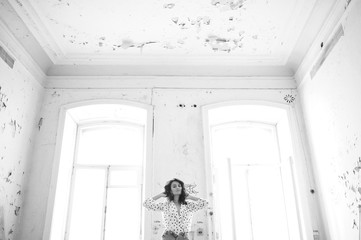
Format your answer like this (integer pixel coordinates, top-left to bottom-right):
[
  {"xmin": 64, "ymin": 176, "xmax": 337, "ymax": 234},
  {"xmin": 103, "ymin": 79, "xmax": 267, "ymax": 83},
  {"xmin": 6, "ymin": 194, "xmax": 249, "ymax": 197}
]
[
  {"xmin": 297, "ymin": 1, "xmax": 361, "ymax": 240},
  {"xmin": 0, "ymin": 47, "xmax": 44, "ymax": 240},
  {"xmin": 19, "ymin": 86, "xmax": 309, "ymax": 240}
]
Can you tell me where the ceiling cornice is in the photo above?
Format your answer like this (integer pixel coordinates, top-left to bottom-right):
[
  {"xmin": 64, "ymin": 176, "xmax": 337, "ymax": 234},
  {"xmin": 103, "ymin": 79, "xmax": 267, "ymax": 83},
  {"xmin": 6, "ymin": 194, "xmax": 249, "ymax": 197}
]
[
  {"xmin": 0, "ymin": 19, "xmax": 46, "ymax": 86},
  {"xmin": 45, "ymin": 76, "xmax": 296, "ymax": 89},
  {"xmin": 7, "ymin": 0, "xmax": 64, "ymax": 63},
  {"xmin": 46, "ymin": 64, "xmax": 294, "ymax": 78},
  {"xmin": 1, "ymin": 0, "xmax": 346, "ymax": 81},
  {"xmin": 294, "ymin": 0, "xmax": 354, "ymax": 87}
]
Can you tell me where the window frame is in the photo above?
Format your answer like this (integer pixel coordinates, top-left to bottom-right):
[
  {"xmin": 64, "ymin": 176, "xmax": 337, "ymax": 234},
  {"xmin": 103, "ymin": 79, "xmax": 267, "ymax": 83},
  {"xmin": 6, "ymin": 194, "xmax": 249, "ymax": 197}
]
[
  {"xmin": 43, "ymin": 100, "xmax": 153, "ymax": 240},
  {"xmin": 65, "ymin": 121, "xmax": 145, "ymax": 240},
  {"xmin": 202, "ymin": 101, "xmax": 313, "ymax": 240}
]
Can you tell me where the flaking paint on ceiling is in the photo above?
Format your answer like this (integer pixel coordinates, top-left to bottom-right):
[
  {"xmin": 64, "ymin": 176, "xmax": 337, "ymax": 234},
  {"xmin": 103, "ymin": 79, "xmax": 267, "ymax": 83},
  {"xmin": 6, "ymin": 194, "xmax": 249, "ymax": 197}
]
[{"xmin": 30, "ymin": 0, "xmax": 297, "ymax": 56}]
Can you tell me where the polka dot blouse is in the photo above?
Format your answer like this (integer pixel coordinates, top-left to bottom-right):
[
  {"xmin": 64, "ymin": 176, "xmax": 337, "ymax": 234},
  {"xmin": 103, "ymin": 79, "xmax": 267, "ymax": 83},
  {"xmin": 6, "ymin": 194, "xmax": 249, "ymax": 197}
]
[{"xmin": 143, "ymin": 197, "xmax": 208, "ymax": 235}]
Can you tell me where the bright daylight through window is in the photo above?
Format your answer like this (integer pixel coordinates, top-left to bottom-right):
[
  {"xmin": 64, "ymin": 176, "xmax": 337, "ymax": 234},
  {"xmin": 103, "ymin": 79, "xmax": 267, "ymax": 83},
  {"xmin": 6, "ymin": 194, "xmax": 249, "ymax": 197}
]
[
  {"xmin": 68, "ymin": 124, "xmax": 144, "ymax": 240},
  {"xmin": 48, "ymin": 103, "xmax": 148, "ymax": 240},
  {"xmin": 204, "ymin": 104, "xmax": 302, "ymax": 240}
]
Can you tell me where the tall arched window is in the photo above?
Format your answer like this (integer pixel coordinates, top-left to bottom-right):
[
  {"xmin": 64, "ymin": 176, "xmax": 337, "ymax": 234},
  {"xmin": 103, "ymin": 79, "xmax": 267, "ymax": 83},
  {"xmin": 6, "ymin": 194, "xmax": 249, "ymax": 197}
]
[
  {"xmin": 203, "ymin": 102, "xmax": 306, "ymax": 240},
  {"xmin": 44, "ymin": 101, "xmax": 152, "ymax": 240}
]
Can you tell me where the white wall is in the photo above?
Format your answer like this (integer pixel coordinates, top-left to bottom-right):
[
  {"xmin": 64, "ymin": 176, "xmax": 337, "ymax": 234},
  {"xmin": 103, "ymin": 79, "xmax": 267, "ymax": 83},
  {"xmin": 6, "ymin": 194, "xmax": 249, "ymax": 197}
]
[
  {"xmin": 0, "ymin": 47, "xmax": 44, "ymax": 240},
  {"xmin": 297, "ymin": 1, "xmax": 361, "ymax": 240},
  {"xmin": 18, "ymin": 85, "xmax": 316, "ymax": 240}
]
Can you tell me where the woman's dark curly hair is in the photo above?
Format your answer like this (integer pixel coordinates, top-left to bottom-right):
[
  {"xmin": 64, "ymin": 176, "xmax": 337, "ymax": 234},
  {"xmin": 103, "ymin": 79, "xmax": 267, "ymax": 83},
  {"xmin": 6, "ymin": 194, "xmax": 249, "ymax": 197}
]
[{"xmin": 164, "ymin": 178, "xmax": 188, "ymax": 205}]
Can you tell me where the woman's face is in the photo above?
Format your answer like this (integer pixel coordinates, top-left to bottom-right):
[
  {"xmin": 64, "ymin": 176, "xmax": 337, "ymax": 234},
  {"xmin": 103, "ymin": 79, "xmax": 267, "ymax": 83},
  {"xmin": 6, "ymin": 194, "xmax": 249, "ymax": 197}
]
[{"xmin": 171, "ymin": 181, "xmax": 182, "ymax": 196}]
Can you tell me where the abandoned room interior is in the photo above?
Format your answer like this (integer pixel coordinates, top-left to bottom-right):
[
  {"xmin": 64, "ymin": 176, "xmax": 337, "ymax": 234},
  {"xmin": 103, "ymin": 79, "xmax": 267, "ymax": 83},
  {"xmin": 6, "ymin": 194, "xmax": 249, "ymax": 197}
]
[{"xmin": 0, "ymin": 0, "xmax": 360, "ymax": 239}]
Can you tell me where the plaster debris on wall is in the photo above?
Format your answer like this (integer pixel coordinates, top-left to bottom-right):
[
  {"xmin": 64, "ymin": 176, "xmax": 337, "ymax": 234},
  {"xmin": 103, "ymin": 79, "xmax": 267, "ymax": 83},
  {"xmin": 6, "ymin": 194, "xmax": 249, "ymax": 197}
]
[
  {"xmin": 211, "ymin": 0, "xmax": 245, "ymax": 11},
  {"xmin": 197, "ymin": 227, "xmax": 204, "ymax": 236},
  {"xmin": 182, "ymin": 144, "xmax": 189, "ymax": 156},
  {"xmin": 51, "ymin": 91, "xmax": 60, "ymax": 97},
  {"xmin": 0, "ymin": 31, "xmax": 44, "ymax": 240},
  {"xmin": 8, "ymin": 119, "xmax": 22, "ymax": 137},
  {"xmin": 4, "ymin": 172, "xmax": 12, "ymax": 183},
  {"xmin": 0, "ymin": 207, "xmax": 5, "ymax": 240},
  {"xmin": 14, "ymin": 206, "xmax": 20, "ymax": 216},
  {"xmin": 185, "ymin": 183, "xmax": 199, "ymax": 195},
  {"xmin": 0, "ymin": 87, "xmax": 8, "ymax": 111},
  {"xmin": 338, "ymin": 157, "xmax": 361, "ymax": 229},
  {"xmin": 38, "ymin": 117, "xmax": 43, "ymax": 130},
  {"xmin": 163, "ymin": 3, "xmax": 175, "ymax": 9}
]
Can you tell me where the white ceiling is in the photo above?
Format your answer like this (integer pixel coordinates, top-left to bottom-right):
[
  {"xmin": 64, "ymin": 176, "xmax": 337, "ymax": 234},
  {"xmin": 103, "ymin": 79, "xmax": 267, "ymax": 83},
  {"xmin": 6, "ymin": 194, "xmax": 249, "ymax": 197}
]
[{"xmin": 0, "ymin": 0, "xmax": 338, "ymax": 77}]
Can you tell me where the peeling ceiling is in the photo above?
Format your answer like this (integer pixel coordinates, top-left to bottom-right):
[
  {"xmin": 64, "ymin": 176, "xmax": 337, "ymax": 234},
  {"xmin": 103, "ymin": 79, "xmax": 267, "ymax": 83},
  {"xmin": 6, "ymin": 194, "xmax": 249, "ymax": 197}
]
[
  {"xmin": 35, "ymin": 0, "xmax": 292, "ymax": 55},
  {"xmin": 0, "ymin": 0, "xmax": 338, "ymax": 77}
]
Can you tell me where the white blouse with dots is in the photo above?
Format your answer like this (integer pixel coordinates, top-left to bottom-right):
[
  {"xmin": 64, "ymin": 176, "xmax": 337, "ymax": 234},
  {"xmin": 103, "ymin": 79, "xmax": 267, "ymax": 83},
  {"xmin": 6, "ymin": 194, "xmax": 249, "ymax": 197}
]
[{"xmin": 143, "ymin": 197, "xmax": 208, "ymax": 235}]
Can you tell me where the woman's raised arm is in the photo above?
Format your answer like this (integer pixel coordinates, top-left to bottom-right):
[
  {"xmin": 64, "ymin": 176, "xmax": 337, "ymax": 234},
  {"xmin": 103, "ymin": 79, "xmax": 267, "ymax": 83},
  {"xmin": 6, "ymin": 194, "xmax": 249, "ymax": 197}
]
[
  {"xmin": 143, "ymin": 192, "xmax": 167, "ymax": 211},
  {"xmin": 186, "ymin": 195, "xmax": 208, "ymax": 212}
]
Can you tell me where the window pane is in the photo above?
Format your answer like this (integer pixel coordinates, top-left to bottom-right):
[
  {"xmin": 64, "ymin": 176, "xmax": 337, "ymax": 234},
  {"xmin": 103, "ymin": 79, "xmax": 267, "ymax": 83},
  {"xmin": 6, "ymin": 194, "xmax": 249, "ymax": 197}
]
[
  {"xmin": 248, "ymin": 167, "xmax": 289, "ymax": 240},
  {"xmin": 68, "ymin": 168, "xmax": 106, "ymax": 240},
  {"xmin": 68, "ymin": 104, "xmax": 147, "ymax": 125},
  {"xmin": 231, "ymin": 166, "xmax": 253, "ymax": 240},
  {"xmin": 104, "ymin": 188, "xmax": 141, "ymax": 240},
  {"xmin": 109, "ymin": 169, "xmax": 138, "ymax": 186},
  {"xmin": 215, "ymin": 164, "xmax": 234, "ymax": 239},
  {"xmin": 77, "ymin": 124, "xmax": 144, "ymax": 166},
  {"xmin": 212, "ymin": 124, "xmax": 279, "ymax": 164}
]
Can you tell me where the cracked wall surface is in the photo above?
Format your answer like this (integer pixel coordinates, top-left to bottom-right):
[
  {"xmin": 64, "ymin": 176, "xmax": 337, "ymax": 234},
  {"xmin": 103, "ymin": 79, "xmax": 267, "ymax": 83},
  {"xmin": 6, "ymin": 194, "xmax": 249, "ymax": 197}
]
[
  {"xmin": 298, "ymin": 1, "xmax": 361, "ymax": 239},
  {"xmin": 19, "ymin": 87, "xmax": 299, "ymax": 240},
  {"xmin": 0, "ymin": 48, "xmax": 44, "ymax": 240}
]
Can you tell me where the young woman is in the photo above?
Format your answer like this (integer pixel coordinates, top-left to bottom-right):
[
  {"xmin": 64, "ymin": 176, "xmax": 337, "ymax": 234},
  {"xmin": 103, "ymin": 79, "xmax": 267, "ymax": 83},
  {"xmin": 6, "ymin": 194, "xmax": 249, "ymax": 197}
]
[{"xmin": 143, "ymin": 178, "xmax": 208, "ymax": 240}]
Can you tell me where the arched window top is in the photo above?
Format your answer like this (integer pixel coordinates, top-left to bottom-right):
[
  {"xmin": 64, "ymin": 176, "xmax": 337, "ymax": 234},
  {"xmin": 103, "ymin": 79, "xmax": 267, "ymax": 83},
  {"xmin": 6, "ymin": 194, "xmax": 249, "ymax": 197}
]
[
  {"xmin": 203, "ymin": 101, "xmax": 303, "ymax": 240},
  {"xmin": 46, "ymin": 100, "xmax": 151, "ymax": 240},
  {"xmin": 205, "ymin": 102, "xmax": 288, "ymax": 126},
  {"xmin": 67, "ymin": 103, "xmax": 148, "ymax": 125},
  {"xmin": 211, "ymin": 122, "xmax": 280, "ymax": 165}
]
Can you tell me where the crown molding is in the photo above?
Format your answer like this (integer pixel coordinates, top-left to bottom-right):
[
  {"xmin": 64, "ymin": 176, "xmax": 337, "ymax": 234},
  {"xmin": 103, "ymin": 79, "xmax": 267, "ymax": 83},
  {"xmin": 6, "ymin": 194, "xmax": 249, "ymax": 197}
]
[
  {"xmin": 55, "ymin": 53, "xmax": 286, "ymax": 66},
  {"xmin": 46, "ymin": 63, "xmax": 295, "ymax": 77},
  {"xmin": 7, "ymin": 0, "xmax": 64, "ymax": 63},
  {"xmin": 277, "ymin": 0, "xmax": 319, "ymax": 66},
  {"xmin": 45, "ymin": 76, "xmax": 296, "ymax": 89},
  {"xmin": 0, "ymin": 20, "xmax": 46, "ymax": 86},
  {"xmin": 294, "ymin": 0, "xmax": 356, "ymax": 88}
]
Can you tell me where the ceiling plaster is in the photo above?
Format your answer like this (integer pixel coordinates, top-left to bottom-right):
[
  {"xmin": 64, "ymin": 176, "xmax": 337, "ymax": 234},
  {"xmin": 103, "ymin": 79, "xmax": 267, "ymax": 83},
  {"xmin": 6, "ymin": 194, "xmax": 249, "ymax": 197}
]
[{"xmin": 0, "ymin": 0, "xmax": 339, "ymax": 77}]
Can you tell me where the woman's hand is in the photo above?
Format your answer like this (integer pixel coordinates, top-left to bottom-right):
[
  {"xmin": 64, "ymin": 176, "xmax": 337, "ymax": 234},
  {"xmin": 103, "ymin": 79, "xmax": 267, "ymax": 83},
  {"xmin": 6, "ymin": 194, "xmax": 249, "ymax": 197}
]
[
  {"xmin": 152, "ymin": 192, "xmax": 167, "ymax": 200},
  {"xmin": 185, "ymin": 194, "xmax": 199, "ymax": 201}
]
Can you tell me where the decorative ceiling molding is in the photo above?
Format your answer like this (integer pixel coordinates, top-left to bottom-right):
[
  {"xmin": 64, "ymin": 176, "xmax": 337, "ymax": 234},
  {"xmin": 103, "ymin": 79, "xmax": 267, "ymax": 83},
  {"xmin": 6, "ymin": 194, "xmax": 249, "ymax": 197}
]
[
  {"xmin": 45, "ymin": 64, "xmax": 294, "ymax": 77},
  {"xmin": 0, "ymin": 20, "xmax": 46, "ymax": 86},
  {"xmin": 45, "ymin": 76, "xmax": 296, "ymax": 89},
  {"xmin": 54, "ymin": 53, "xmax": 285, "ymax": 65},
  {"xmin": 7, "ymin": 0, "xmax": 64, "ymax": 63},
  {"xmin": 295, "ymin": 0, "xmax": 352, "ymax": 87}
]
